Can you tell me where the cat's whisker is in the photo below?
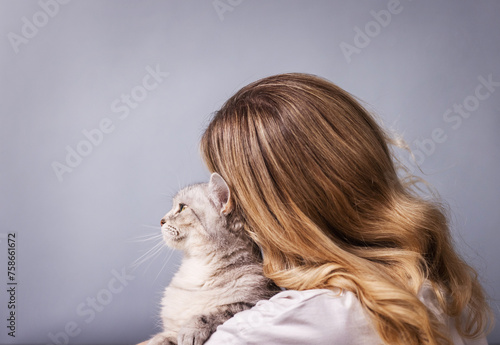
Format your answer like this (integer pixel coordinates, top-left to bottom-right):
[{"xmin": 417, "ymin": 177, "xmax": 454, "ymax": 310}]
[
  {"xmin": 143, "ymin": 242, "xmax": 170, "ymax": 273},
  {"xmin": 127, "ymin": 225, "xmax": 164, "ymax": 243},
  {"xmin": 136, "ymin": 239, "xmax": 164, "ymax": 261},
  {"xmin": 154, "ymin": 247, "xmax": 176, "ymax": 283},
  {"xmin": 132, "ymin": 250, "xmax": 164, "ymax": 273},
  {"xmin": 128, "ymin": 236, "xmax": 162, "ymax": 244},
  {"xmin": 131, "ymin": 240, "xmax": 165, "ymax": 269},
  {"xmin": 129, "ymin": 233, "xmax": 163, "ymax": 243},
  {"xmin": 127, "ymin": 227, "xmax": 161, "ymax": 240}
]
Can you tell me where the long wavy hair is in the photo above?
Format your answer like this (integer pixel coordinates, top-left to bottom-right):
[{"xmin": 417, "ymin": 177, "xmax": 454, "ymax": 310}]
[{"xmin": 199, "ymin": 73, "xmax": 491, "ymax": 345}]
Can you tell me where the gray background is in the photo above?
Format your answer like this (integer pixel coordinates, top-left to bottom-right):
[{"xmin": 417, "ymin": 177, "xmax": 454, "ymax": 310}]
[{"xmin": 0, "ymin": 0, "xmax": 499, "ymax": 344}]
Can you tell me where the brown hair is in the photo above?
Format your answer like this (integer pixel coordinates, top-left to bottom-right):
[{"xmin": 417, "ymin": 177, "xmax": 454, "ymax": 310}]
[{"xmin": 199, "ymin": 73, "xmax": 491, "ymax": 345}]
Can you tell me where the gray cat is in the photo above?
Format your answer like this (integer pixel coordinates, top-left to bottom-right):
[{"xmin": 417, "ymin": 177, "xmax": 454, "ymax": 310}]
[{"xmin": 147, "ymin": 173, "xmax": 280, "ymax": 345}]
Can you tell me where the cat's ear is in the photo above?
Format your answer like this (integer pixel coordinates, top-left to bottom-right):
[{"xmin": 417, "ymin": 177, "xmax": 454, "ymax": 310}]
[{"xmin": 208, "ymin": 172, "xmax": 233, "ymax": 215}]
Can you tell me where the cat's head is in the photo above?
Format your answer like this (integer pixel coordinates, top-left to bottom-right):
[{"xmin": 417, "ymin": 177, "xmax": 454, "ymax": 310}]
[{"xmin": 160, "ymin": 173, "xmax": 236, "ymax": 253}]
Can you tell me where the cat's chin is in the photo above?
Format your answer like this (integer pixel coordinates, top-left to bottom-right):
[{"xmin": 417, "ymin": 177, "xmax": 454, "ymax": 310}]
[
  {"xmin": 162, "ymin": 236, "xmax": 187, "ymax": 250},
  {"xmin": 162, "ymin": 234, "xmax": 186, "ymax": 245}
]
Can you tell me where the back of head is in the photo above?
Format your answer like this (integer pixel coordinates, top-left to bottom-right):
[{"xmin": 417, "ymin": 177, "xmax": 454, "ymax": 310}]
[{"xmin": 200, "ymin": 73, "xmax": 491, "ymax": 345}]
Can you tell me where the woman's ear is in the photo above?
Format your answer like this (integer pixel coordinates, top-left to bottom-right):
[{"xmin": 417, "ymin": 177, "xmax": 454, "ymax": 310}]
[{"xmin": 208, "ymin": 172, "xmax": 234, "ymax": 215}]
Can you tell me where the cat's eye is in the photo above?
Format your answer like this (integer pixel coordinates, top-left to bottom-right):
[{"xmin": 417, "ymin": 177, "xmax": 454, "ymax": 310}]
[{"xmin": 178, "ymin": 203, "xmax": 186, "ymax": 213}]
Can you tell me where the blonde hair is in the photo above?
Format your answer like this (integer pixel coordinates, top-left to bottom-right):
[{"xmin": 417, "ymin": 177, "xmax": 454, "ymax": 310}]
[{"xmin": 199, "ymin": 73, "xmax": 491, "ymax": 345}]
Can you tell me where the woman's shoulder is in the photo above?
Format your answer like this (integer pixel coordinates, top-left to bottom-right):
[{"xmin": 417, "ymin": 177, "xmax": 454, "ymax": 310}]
[
  {"xmin": 205, "ymin": 286, "xmax": 490, "ymax": 345},
  {"xmin": 205, "ymin": 288, "xmax": 382, "ymax": 345}
]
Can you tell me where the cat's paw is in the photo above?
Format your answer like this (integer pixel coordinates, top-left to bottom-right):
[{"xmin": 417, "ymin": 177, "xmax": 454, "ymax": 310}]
[
  {"xmin": 147, "ymin": 332, "xmax": 177, "ymax": 345},
  {"xmin": 177, "ymin": 316, "xmax": 213, "ymax": 345}
]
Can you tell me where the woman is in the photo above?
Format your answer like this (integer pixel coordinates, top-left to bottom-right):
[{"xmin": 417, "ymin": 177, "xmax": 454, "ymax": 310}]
[{"xmin": 200, "ymin": 73, "xmax": 492, "ymax": 345}]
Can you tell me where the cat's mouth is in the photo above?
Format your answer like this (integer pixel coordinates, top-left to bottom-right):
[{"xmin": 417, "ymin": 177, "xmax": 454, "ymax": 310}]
[{"xmin": 163, "ymin": 224, "xmax": 181, "ymax": 238}]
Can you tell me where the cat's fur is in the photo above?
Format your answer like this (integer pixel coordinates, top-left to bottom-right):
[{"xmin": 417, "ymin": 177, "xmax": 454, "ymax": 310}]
[{"xmin": 147, "ymin": 173, "xmax": 280, "ymax": 345}]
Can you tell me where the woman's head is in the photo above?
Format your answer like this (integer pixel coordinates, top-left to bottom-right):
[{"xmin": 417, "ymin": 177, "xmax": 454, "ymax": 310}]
[
  {"xmin": 202, "ymin": 73, "xmax": 426, "ymax": 270},
  {"xmin": 200, "ymin": 73, "xmax": 490, "ymax": 344}
]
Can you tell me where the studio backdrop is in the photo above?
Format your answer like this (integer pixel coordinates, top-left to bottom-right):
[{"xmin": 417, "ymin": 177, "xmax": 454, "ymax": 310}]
[{"xmin": 0, "ymin": 0, "xmax": 499, "ymax": 344}]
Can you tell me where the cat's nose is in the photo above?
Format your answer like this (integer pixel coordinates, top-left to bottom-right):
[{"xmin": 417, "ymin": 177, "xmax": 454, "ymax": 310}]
[{"xmin": 160, "ymin": 218, "xmax": 166, "ymax": 226}]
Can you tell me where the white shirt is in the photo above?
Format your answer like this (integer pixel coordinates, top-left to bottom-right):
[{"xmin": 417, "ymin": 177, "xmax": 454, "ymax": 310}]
[{"xmin": 205, "ymin": 285, "xmax": 488, "ymax": 345}]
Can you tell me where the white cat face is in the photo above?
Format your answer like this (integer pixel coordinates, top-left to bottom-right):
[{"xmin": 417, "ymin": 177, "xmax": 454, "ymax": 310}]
[{"xmin": 160, "ymin": 173, "xmax": 233, "ymax": 253}]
